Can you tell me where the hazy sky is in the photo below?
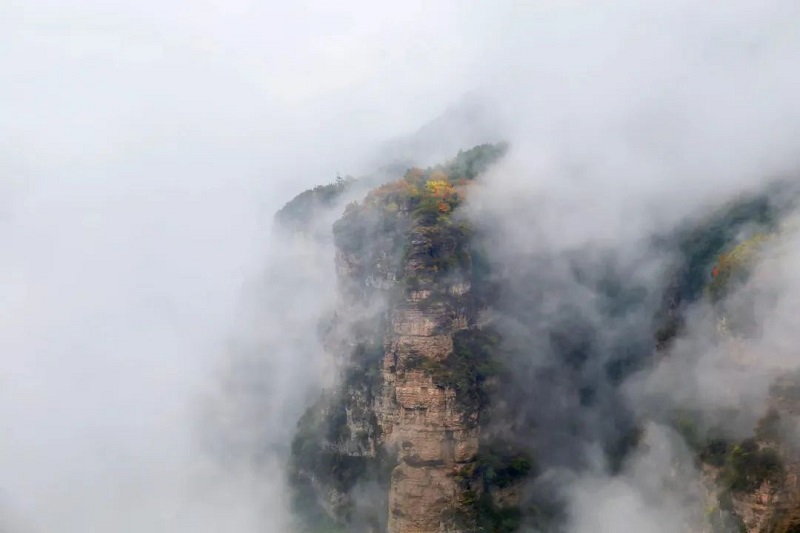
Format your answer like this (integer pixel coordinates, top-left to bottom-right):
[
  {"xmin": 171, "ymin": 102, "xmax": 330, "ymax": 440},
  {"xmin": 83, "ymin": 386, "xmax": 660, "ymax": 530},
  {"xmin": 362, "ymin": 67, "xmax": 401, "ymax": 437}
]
[{"xmin": 0, "ymin": 2, "xmax": 482, "ymax": 530}]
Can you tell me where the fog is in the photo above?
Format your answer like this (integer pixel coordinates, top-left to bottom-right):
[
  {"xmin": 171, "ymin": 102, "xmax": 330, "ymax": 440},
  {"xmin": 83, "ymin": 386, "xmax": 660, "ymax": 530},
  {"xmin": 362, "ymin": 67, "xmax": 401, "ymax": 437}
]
[
  {"xmin": 1, "ymin": 1, "xmax": 473, "ymax": 531},
  {"xmin": 459, "ymin": 3, "xmax": 800, "ymax": 530},
  {"xmin": 3, "ymin": 1, "xmax": 800, "ymax": 532}
]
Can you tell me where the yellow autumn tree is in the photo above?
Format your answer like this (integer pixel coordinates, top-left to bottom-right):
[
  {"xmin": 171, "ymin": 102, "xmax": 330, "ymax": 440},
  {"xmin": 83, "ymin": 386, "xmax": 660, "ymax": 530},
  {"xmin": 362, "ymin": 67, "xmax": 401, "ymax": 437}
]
[{"xmin": 425, "ymin": 179, "xmax": 454, "ymax": 198}]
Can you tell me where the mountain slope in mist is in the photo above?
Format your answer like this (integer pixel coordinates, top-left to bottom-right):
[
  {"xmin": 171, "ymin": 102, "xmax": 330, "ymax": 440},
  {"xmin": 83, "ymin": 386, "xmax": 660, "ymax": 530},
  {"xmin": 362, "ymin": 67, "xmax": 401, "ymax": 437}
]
[{"xmin": 272, "ymin": 142, "xmax": 800, "ymax": 533}]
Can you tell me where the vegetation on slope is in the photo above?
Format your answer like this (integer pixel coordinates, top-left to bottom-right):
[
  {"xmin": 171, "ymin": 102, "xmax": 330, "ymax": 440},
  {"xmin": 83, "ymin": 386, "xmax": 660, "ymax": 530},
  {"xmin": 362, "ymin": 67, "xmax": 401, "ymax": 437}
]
[
  {"xmin": 654, "ymin": 192, "xmax": 781, "ymax": 349},
  {"xmin": 406, "ymin": 327, "xmax": 502, "ymax": 417},
  {"xmin": 331, "ymin": 143, "xmax": 506, "ymax": 301},
  {"xmin": 449, "ymin": 442, "xmax": 537, "ymax": 532},
  {"xmin": 706, "ymin": 233, "xmax": 771, "ymax": 301},
  {"xmin": 673, "ymin": 408, "xmax": 786, "ymax": 533},
  {"xmin": 672, "ymin": 193, "xmax": 779, "ymax": 302},
  {"xmin": 275, "ymin": 175, "xmax": 355, "ymax": 233},
  {"xmin": 333, "ymin": 142, "xmax": 507, "ymax": 241}
]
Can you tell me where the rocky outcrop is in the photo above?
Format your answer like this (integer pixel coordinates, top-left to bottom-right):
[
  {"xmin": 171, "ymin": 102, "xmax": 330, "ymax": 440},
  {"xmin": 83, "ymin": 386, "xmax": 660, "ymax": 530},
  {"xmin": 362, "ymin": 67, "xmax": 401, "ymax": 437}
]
[
  {"xmin": 695, "ymin": 373, "xmax": 800, "ymax": 533},
  {"xmin": 377, "ymin": 228, "xmax": 479, "ymax": 533},
  {"xmin": 289, "ymin": 151, "xmax": 510, "ymax": 532},
  {"xmin": 733, "ymin": 378, "xmax": 800, "ymax": 533}
]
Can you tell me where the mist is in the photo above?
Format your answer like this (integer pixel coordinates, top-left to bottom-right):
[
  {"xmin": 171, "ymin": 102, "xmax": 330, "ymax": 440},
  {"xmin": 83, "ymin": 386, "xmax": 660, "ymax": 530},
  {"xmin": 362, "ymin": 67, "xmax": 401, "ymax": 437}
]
[
  {"xmin": 3, "ymin": 1, "xmax": 800, "ymax": 532},
  {"xmin": 459, "ymin": 2, "xmax": 800, "ymax": 530},
  {"xmin": 1, "ymin": 1, "xmax": 473, "ymax": 531}
]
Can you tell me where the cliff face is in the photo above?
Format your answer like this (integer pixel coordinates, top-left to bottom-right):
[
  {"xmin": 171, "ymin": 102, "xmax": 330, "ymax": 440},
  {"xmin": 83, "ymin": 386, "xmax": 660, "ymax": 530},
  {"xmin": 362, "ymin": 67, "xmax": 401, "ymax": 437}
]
[
  {"xmin": 697, "ymin": 379, "xmax": 800, "ymax": 533},
  {"xmin": 377, "ymin": 227, "xmax": 479, "ymax": 532},
  {"xmin": 335, "ymin": 194, "xmax": 480, "ymax": 533},
  {"xmin": 728, "ymin": 378, "xmax": 800, "ymax": 533},
  {"xmin": 289, "ymin": 145, "xmax": 518, "ymax": 532}
]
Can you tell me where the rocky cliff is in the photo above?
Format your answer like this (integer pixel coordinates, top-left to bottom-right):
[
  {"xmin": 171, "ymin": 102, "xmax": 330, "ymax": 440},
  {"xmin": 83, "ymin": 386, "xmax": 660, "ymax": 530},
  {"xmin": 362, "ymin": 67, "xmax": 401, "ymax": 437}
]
[
  {"xmin": 288, "ymin": 145, "xmax": 527, "ymax": 533},
  {"xmin": 668, "ymin": 206, "xmax": 800, "ymax": 533},
  {"xmin": 693, "ymin": 379, "xmax": 800, "ymax": 533}
]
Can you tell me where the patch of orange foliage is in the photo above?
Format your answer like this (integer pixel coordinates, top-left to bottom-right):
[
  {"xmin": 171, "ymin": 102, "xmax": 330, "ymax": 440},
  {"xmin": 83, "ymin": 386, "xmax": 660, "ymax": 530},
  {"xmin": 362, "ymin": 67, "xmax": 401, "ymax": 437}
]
[{"xmin": 368, "ymin": 179, "xmax": 415, "ymax": 202}]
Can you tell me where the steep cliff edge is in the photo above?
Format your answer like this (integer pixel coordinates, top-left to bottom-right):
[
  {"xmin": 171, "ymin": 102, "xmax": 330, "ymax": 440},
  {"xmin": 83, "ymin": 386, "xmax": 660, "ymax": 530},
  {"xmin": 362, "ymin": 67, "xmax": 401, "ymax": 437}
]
[
  {"xmin": 338, "ymin": 171, "xmax": 480, "ymax": 533},
  {"xmin": 288, "ymin": 145, "xmax": 526, "ymax": 532}
]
